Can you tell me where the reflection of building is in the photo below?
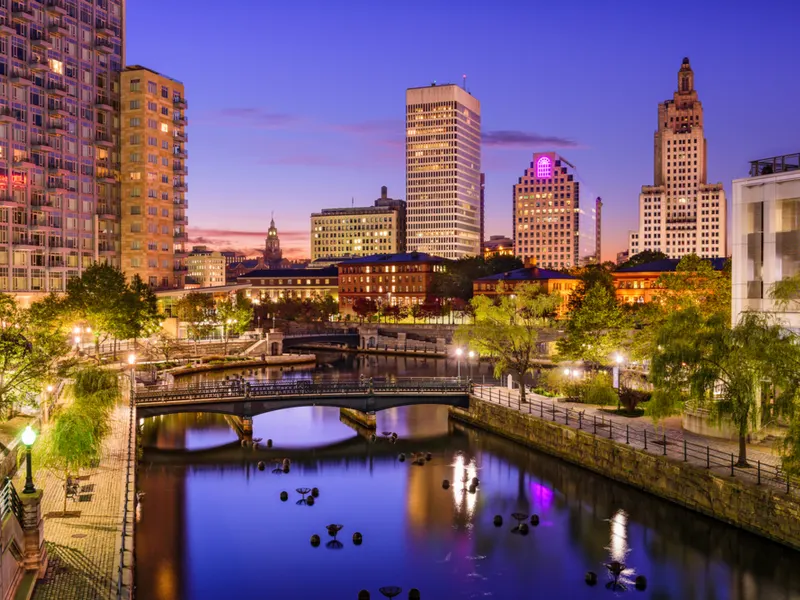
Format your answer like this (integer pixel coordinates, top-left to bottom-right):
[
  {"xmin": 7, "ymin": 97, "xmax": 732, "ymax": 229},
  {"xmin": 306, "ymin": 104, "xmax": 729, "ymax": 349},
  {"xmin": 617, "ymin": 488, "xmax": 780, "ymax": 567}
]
[
  {"xmin": 338, "ymin": 252, "xmax": 445, "ymax": 314},
  {"xmin": 406, "ymin": 83, "xmax": 482, "ymax": 259},
  {"xmin": 628, "ymin": 58, "xmax": 727, "ymax": 259},
  {"xmin": 310, "ymin": 186, "xmax": 407, "ymax": 260},
  {"xmin": 120, "ymin": 66, "xmax": 188, "ymax": 289},
  {"xmin": 732, "ymin": 153, "xmax": 800, "ymax": 329},
  {"xmin": 513, "ymin": 152, "xmax": 582, "ymax": 269},
  {"xmin": 238, "ymin": 266, "xmax": 338, "ymax": 301},
  {"xmin": 483, "ymin": 235, "xmax": 514, "ymax": 258},
  {"xmin": 614, "ymin": 257, "xmax": 726, "ymax": 304}
]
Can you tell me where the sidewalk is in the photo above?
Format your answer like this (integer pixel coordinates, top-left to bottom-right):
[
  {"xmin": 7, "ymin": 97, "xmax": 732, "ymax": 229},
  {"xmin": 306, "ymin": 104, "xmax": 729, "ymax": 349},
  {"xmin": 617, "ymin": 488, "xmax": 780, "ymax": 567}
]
[
  {"xmin": 15, "ymin": 402, "xmax": 132, "ymax": 600},
  {"xmin": 473, "ymin": 385, "xmax": 791, "ymax": 494}
]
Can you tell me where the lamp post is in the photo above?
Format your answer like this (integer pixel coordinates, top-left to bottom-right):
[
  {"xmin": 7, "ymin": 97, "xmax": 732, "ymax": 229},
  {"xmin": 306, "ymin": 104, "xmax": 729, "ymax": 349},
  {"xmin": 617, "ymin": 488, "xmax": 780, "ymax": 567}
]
[
  {"xmin": 128, "ymin": 353, "xmax": 136, "ymax": 396},
  {"xmin": 468, "ymin": 350, "xmax": 475, "ymax": 379},
  {"xmin": 455, "ymin": 348, "xmax": 463, "ymax": 379},
  {"xmin": 22, "ymin": 425, "xmax": 36, "ymax": 494},
  {"xmin": 613, "ymin": 353, "xmax": 624, "ymax": 411}
]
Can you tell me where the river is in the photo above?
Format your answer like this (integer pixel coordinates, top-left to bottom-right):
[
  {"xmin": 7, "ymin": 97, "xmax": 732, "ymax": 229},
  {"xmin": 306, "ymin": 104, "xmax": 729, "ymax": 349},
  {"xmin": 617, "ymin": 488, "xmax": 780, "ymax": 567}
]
[{"xmin": 136, "ymin": 352, "xmax": 800, "ymax": 599}]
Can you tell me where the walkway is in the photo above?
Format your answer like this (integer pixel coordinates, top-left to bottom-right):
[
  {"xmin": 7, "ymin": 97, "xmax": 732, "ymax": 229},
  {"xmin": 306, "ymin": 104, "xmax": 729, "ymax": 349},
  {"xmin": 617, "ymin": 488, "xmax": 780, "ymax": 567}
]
[
  {"xmin": 16, "ymin": 401, "xmax": 132, "ymax": 600},
  {"xmin": 472, "ymin": 385, "xmax": 794, "ymax": 496}
]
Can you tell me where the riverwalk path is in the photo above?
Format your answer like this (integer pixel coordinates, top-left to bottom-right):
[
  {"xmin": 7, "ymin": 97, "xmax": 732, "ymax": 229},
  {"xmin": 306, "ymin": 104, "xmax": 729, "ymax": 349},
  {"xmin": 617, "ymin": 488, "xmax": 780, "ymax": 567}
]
[
  {"xmin": 472, "ymin": 385, "xmax": 791, "ymax": 495},
  {"xmin": 14, "ymin": 396, "xmax": 133, "ymax": 600}
]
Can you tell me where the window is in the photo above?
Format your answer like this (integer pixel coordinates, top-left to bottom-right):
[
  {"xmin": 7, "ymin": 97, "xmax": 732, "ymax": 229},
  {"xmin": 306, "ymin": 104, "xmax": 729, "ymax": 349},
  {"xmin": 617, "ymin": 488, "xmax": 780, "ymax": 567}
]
[
  {"xmin": 536, "ymin": 156, "xmax": 552, "ymax": 179},
  {"xmin": 129, "ymin": 117, "xmax": 140, "ymax": 127},
  {"xmin": 160, "ymin": 123, "xmax": 169, "ymax": 133},
  {"xmin": 147, "ymin": 81, "xmax": 157, "ymax": 94},
  {"xmin": 129, "ymin": 100, "xmax": 140, "ymax": 110},
  {"xmin": 49, "ymin": 59, "xmax": 63, "ymax": 75},
  {"xmin": 129, "ymin": 79, "xmax": 140, "ymax": 92}
]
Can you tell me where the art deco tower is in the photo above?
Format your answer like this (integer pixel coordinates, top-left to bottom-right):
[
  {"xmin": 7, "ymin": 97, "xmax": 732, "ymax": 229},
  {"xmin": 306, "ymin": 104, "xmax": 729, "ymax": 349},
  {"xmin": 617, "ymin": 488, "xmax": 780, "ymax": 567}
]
[
  {"xmin": 406, "ymin": 83, "xmax": 481, "ymax": 259},
  {"xmin": 628, "ymin": 58, "xmax": 726, "ymax": 259}
]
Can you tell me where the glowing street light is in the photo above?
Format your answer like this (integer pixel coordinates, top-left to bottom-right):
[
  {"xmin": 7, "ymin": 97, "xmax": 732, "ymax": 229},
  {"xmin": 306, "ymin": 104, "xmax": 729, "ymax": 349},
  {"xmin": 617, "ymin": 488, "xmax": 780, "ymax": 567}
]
[
  {"xmin": 455, "ymin": 348, "xmax": 463, "ymax": 379},
  {"xmin": 21, "ymin": 425, "xmax": 37, "ymax": 494},
  {"xmin": 46, "ymin": 385, "xmax": 53, "ymax": 393}
]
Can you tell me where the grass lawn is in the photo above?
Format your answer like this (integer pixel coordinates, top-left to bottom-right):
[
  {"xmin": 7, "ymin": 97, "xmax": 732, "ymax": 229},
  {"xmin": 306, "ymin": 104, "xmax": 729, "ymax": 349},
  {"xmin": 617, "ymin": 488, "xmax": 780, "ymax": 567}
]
[{"xmin": 0, "ymin": 415, "xmax": 36, "ymax": 450}]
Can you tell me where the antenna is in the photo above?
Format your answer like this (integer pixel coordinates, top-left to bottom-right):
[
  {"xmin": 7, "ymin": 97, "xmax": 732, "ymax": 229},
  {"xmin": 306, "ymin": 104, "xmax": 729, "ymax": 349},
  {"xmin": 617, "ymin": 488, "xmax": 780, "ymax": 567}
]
[
  {"xmin": 462, "ymin": 74, "xmax": 467, "ymax": 90},
  {"xmin": 351, "ymin": 196, "xmax": 354, "ymax": 208}
]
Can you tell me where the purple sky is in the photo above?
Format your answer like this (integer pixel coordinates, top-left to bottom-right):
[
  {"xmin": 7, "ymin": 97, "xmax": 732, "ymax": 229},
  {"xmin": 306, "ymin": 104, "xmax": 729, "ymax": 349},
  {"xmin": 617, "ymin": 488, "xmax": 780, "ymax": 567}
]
[{"xmin": 126, "ymin": 0, "xmax": 800, "ymax": 260}]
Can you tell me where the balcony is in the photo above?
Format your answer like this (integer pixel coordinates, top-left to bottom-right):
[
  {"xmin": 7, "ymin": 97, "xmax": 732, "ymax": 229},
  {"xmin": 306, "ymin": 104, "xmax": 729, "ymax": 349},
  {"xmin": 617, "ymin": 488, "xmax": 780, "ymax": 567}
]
[
  {"xmin": 47, "ymin": 122, "xmax": 67, "ymax": 135},
  {"xmin": 31, "ymin": 35, "xmax": 54, "ymax": 51},
  {"xmin": 45, "ymin": 0, "xmax": 68, "ymax": 16},
  {"xmin": 173, "ymin": 198, "xmax": 188, "ymax": 208},
  {"xmin": 32, "ymin": 138, "xmax": 54, "ymax": 152},
  {"xmin": 96, "ymin": 204, "xmax": 117, "ymax": 219},
  {"xmin": 173, "ymin": 231, "xmax": 188, "ymax": 241},
  {"xmin": 11, "ymin": 6, "xmax": 35, "ymax": 22},
  {"xmin": 31, "ymin": 198, "xmax": 56, "ymax": 210},
  {"xmin": 173, "ymin": 265, "xmax": 188, "ymax": 272},
  {"xmin": 95, "ymin": 95, "xmax": 113, "ymax": 111},
  {"xmin": 46, "ymin": 180, "xmax": 67, "ymax": 191},
  {"xmin": 173, "ymin": 148, "xmax": 188, "ymax": 159},
  {"xmin": 0, "ymin": 108, "xmax": 15, "ymax": 123},
  {"xmin": 98, "ymin": 245, "xmax": 116, "ymax": 256},
  {"xmin": 48, "ymin": 22, "xmax": 69, "ymax": 37},
  {"xmin": 173, "ymin": 116, "xmax": 188, "ymax": 127},
  {"xmin": 47, "ymin": 163, "xmax": 70, "ymax": 176},
  {"xmin": 174, "ymin": 130, "xmax": 188, "ymax": 142},
  {"xmin": 13, "ymin": 238, "xmax": 42, "ymax": 250},
  {"xmin": 173, "ymin": 165, "xmax": 188, "ymax": 176},
  {"xmin": 173, "ymin": 215, "xmax": 188, "ymax": 225},
  {"xmin": 10, "ymin": 71, "xmax": 34, "ymax": 86},
  {"xmin": 95, "ymin": 132, "xmax": 114, "ymax": 148},
  {"xmin": 29, "ymin": 58, "xmax": 49, "ymax": 72},
  {"xmin": 173, "ymin": 97, "xmax": 188, "ymax": 110},
  {"xmin": 96, "ymin": 170, "xmax": 117, "ymax": 184},
  {"xmin": 0, "ymin": 195, "xmax": 20, "ymax": 207},
  {"xmin": 13, "ymin": 157, "xmax": 36, "ymax": 168},
  {"xmin": 48, "ymin": 105, "xmax": 70, "ymax": 118},
  {"xmin": 173, "ymin": 182, "xmax": 188, "ymax": 192},
  {"xmin": 95, "ymin": 39, "xmax": 115, "ymax": 54},
  {"xmin": 96, "ymin": 23, "xmax": 119, "ymax": 37},
  {"xmin": 0, "ymin": 19, "xmax": 14, "ymax": 35},
  {"xmin": 47, "ymin": 82, "xmax": 68, "ymax": 97},
  {"xmin": 96, "ymin": 159, "xmax": 120, "ymax": 171}
]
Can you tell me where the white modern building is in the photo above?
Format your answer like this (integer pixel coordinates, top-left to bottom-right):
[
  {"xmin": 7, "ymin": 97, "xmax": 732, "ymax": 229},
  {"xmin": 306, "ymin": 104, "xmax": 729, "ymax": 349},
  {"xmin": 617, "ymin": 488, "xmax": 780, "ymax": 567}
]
[
  {"xmin": 406, "ymin": 83, "xmax": 481, "ymax": 259},
  {"xmin": 732, "ymin": 153, "xmax": 800, "ymax": 329},
  {"xmin": 628, "ymin": 58, "xmax": 726, "ymax": 259}
]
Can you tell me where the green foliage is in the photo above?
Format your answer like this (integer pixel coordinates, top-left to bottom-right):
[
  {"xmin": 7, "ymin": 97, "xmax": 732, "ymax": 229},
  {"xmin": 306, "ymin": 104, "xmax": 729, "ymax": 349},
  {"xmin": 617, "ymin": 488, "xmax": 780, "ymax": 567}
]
[
  {"xmin": 654, "ymin": 254, "xmax": 731, "ymax": 321},
  {"xmin": 582, "ymin": 372, "xmax": 619, "ymax": 406},
  {"xmin": 65, "ymin": 263, "xmax": 129, "ymax": 348},
  {"xmin": 273, "ymin": 295, "xmax": 339, "ymax": 324},
  {"xmin": 456, "ymin": 283, "xmax": 560, "ymax": 402},
  {"xmin": 119, "ymin": 275, "xmax": 161, "ymax": 341},
  {"xmin": 617, "ymin": 250, "xmax": 669, "ymax": 270},
  {"xmin": 216, "ymin": 292, "xmax": 253, "ymax": 351},
  {"xmin": 71, "ymin": 365, "xmax": 119, "ymax": 412},
  {"xmin": 431, "ymin": 255, "xmax": 523, "ymax": 302},
  {"xmin": 557, "ymin": 285, "xmax": 628, "ymax": 367},
  {"xmin": 352, "ymin": 298, "xmax": 378, "ymax": 322},
  {"xmin": 770, "ymin": 274, "xmax": 800, "ymax": 312},
  {"xmin": 567, "ymin": 263, "xmax": 616, "ymax": 312},
  {"xmin": 544, "ymin": 368, "xmax": 570, "ymax": 396},
  {"xmin": 174, "ymin": 292, "xmax": 216, "ymax": 344}
]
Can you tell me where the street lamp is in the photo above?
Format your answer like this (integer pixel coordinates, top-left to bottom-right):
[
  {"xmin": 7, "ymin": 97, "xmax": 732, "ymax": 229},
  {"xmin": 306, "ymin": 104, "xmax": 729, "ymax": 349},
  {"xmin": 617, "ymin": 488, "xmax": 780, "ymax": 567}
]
[
  {"xmin": 22, "ymin": 425, "xmax": 36, "ymax": 494},
  {"xmin": 468, "ymin": 350, "xmax": 475, "ymax": 379},
  {"xmin": 455, "ymin": 347, "xmax": 463, "ymax": 379},
  {"xmin": 128, "ymin": 353, "xmax": 136, "ymax": 395},
  {"xmin": 613, "ymin": 353, "xmax": 624, "ymax": 410}
]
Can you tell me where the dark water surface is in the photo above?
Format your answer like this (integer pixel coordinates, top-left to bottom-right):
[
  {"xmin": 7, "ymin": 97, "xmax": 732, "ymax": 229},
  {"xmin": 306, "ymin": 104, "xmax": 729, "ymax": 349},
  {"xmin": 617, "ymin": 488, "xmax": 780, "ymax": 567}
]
[{"xmin": 136, "ymin": 353, "xmax": 800, "ymax": 600}]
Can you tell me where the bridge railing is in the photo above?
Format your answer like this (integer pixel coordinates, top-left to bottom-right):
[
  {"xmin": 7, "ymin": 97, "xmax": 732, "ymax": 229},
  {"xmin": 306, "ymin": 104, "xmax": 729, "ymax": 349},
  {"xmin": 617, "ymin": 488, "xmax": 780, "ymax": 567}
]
[{"xmin": 133, "ymin": 377, "xmax": 471, "ymax": 404}]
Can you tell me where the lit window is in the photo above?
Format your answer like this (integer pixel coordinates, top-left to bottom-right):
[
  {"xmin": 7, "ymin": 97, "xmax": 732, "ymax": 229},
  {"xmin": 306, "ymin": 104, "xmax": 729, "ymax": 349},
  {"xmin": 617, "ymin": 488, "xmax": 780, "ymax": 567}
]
[
  {"xmin": 49, "ymin": 59, "xmax": 64, "ymax": 75},
  {"xmin": 161, "ymin": 123, "xmax": 169, "ymax": 133},
  {"xmin": 536, "ymin": 156, "xmax": 552, "ymax": 179}
]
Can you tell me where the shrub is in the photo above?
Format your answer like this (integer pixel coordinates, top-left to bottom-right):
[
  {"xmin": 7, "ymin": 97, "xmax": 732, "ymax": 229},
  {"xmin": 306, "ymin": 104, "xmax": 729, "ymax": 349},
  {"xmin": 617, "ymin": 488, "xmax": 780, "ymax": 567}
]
[
  {"xmin": 582, "ymin": 373, "xmax": 619, "ymax": 406},
  {"xmin": 544, "ymin": 369, "xmax": 570, "ymax": 396}
]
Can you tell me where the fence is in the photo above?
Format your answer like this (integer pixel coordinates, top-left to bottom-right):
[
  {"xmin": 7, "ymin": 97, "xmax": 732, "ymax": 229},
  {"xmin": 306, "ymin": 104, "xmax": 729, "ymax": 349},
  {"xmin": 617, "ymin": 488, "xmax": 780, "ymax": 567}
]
[
  {"xmin": 116, "ymin": 377, "xmax": 137, "ymax": 600},
  {"xmin": 473, "ymin": 385, "xmax": 799, "ymax": 497}
]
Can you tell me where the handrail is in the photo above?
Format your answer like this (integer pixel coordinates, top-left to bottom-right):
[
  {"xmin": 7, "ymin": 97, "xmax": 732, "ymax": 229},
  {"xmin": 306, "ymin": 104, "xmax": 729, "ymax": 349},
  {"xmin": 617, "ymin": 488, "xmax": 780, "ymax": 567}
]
[
  {"xmin": 472, "ymin": 385, "xmax": 800, "ymax": 497},
  {"xmin": 1, "ymin": 477, "xmax": 25, "ymax": 526},
  {"xmin": 116, "ymin": 375, "xmax": 136, "ymax": 599}
]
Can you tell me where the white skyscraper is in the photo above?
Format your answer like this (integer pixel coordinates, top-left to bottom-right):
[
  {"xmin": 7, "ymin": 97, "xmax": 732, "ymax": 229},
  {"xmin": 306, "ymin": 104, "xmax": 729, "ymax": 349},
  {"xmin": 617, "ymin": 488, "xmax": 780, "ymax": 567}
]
[
  {"xmin": 406, "ymin": 84, "xmax": 481, "ymax": 259},
  {"xmin": 628, "ymin": 58, "xmax": 726, "ymax": 259}
]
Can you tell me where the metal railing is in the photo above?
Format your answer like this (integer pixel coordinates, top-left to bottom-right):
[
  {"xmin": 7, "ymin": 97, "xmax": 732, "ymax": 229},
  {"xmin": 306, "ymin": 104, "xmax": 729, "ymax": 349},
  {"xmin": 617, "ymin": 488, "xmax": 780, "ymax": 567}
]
[
  {"xmin": 134, "ymin": 377, "xmax": 471, "ymax": 405},
  {"xmin": 0, "ymin": 477, "xmax": 24, "ymax": 526},
  {"xmin": 116, "ymin": 378, "xmax": 136, "ymax": 599},
  {"xmin": 473, "ymin": 385, "xmax": 800, "ymax": 496}
]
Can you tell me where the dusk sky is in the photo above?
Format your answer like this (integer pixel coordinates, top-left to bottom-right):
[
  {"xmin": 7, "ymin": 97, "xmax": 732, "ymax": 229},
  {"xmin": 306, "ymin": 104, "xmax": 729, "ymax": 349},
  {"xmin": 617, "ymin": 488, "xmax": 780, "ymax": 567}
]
[{"xmin": 126, "ymin": 0, "xmax": 800, "ymax": 261}]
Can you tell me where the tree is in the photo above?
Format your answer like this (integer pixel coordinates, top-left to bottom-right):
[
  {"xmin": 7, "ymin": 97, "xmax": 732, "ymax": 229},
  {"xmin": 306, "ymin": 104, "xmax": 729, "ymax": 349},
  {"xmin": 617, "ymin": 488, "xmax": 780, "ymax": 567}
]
[
  {"xmin": 567, "ymin": 263, "xmax": 616, "ymax": 312},
  {"xmin": 174, "ymin": 292, "xmax": 215, "ymax": 353},
  {"xmin": 352, "ymin": 298, "xmax": 378, "ymax": 323},
  {"xmin": 654, "ymin": 254, "xmax": 731, "ymax": 321},
  {"xmin": 215, "ymin": 293, "xmax": 253, "ymax": 354},
  {"xmin": 617, "ymin": 250, "xmax": 669, "ymax": 270},
  {"xmin": 650, "ymin": 309, "xmax": 788, "ymax": 466},
  {"xmin": 119, "ymin": 275, "xmax": 161, "ymax": 348},
  {"xmin": 316, "ymin": 295, "xmax": 339, "ymax": 324},
  {"xmin": 0, "ymin": 294, "xmax": 70, "ymax": 417},
  {"xmin": 64, "ymin": 263, "xmax": 129, "ymax": 356},
  {"xmin": 431, "ymin": 256, "xmax": 524, "ymax": 303},
  {"xmin": 455, "ymin": 283, "xmax": 561, "ymax": 403},
  {"xmin": 410, "ymin": 304, "xmax": 423, "ymax": 324},
  {"xmin": 147, "ymin": 331, "xmax": 182, "ymax": 362},
  {"xmin": 557, "ymin": 284, "xmax": 628, "ymax": 368}
]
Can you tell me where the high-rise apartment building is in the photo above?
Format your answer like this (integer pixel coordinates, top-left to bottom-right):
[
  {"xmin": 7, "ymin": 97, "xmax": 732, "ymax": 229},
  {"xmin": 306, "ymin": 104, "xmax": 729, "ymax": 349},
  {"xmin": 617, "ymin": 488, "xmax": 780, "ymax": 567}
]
[
  {"xmin": 628, "ymin": 58, "xmax": 726, "ymax": 259},
  {"xmin": 0, "ymin": 1, "xmax": 124, "ymax": 299},
  {"xmin": 120, "ymin": 66, "xmax": 187, "ymax": 289},
  {"xmin": 406, "ymin": 83, "xmax": 481, "ymax": 259},
  {"xmin": 732, "ymin": 153, "xmax": 800, "ymax": 329},
  {"xmin": 513, "ymin": 152, "xmax": 584, "ymax": 269},
  {"xmin": 310, "ymin": 186, "xmax": 406, "ymax": 260}
]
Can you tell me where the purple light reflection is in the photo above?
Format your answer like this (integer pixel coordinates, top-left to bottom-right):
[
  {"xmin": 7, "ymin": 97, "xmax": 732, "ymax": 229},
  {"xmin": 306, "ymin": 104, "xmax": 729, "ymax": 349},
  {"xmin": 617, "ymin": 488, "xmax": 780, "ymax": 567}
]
[{"xmin": 529, "ymin": 482, "xmax": 554, "ymax": 512}]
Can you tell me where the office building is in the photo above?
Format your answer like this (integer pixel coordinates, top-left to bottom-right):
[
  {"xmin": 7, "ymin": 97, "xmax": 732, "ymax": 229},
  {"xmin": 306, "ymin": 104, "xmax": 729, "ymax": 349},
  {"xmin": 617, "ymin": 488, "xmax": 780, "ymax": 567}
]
[
  {"xmin": 120, "ymin": 66, "xmax": 187, "ymax": 289},
  {"xmin": 186, "ymin": 246, "xmax": 241, "ymax": 288},
  {"xmin": 311, "ymin": 186, "xmax": 406, "ymax": 260},
  {"xmin": 338, "ymin": 252, "xmax": 445, "ymax": 314},
  {"xmin": 238, "ymin": 266, "xmax": 338, "ymax": 302},
  {"xmin": 615, "ymin": 257, "xmax": 726, "ymax": 305},
  {"xmin": 628, "ymin": 58, "xmax": 726, "ymax": 259},
  {"xmin": 0, "ymin": 1, "xmax": 124, "ymax": 299},
  {"xmin": 513, "ymin": 152, "xmax": 590, "ymax": 269},
  {"xmin": 732, "ymin": 153, "xmax": 800, "ymax": 329},
  {"xmin": 406, "ymin": 83, "xmax": 481, "ymax": 259}
]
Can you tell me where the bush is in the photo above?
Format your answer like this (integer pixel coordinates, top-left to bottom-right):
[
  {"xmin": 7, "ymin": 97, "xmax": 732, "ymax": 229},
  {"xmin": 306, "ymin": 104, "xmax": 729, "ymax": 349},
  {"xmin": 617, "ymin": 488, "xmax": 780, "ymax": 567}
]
[
  {"xmin": 544, "ymin": 369, "xmax": 570, "ymax": 396},
  {"xmin": 619, "ymin": 388, "xmax": 650, "ymax": 412},
  {"xmin": 582, "ymin": 373, "xmax": 619, "ymax": 406}
]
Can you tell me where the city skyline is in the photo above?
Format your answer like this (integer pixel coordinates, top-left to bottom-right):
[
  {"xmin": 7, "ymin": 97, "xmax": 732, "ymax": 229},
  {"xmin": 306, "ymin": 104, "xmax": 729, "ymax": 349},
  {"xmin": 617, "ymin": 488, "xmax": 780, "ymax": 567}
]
[{"xmin": 126, "ymin": 0, "xmax": 800, "ymax": 261}]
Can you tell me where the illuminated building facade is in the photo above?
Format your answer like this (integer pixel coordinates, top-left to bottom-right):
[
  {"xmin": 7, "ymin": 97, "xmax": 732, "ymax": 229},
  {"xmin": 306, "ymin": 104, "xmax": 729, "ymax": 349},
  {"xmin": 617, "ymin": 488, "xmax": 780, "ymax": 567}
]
[
  {"xmin": 513, "ymin": 152, "xmax": 586, "ymax": 269},
  {"xmin": 120, "ymin": 66, "xmax": 187, "ymax": 289},
  {"xmin": 628, "ymin": 58, "xmax": 726, "ymax": 259},
  {"xmin": 310, "ymin": 186, "xmax": 406, "ymax": 260},
  {"xmin": 482, "ymin": 234, "xmax": 513, "ymax": 258},
  {"xmin": 0, "ymin": 0, "xmax": 124, "ymax": 298},
  {"xmin": 406, "ymin": 83, "xmax": 481, "ymax": 259}
]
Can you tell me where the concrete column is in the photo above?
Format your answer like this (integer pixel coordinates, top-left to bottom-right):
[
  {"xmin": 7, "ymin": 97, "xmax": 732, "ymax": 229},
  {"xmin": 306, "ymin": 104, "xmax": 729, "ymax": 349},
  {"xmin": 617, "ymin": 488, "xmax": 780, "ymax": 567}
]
[
  {"xmin": 241, "ymin": 417, "xmax": 253, "ymax": 436},
  {"xmin": 436, "ymin": 337, "xmax": 446, "ymax": 353},
  {"xmin": 20, "ymin": 490, "xmax": 47, "ymax": 578},
  {"xmin": 397, "ymin": 332, "xmax": 407, "ymax": 350},
  {"xmin": 265, "ymin": 329, "xmax": 284, "ymax": 356}
]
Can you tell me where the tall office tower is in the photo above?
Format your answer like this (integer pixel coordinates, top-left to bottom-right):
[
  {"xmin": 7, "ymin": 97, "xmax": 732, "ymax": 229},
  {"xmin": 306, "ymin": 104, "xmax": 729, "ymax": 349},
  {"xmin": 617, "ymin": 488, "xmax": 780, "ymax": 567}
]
[
  {"xmin": 120, "ymin": 66, "xmax": 187, "ymax": 289},
  {"xmin": 595, "ymin": 197, "xmax": 602, "ymax": 262},
  {"xmin": 479, "ymin": 172, "xmax": 485, "ymax": 250},
  {"xmin": 406, "ymin": 83, "xmax": 481, "ymax": 259},
  {"xmin": 0, "ymin": 1, "xmax": 124, "ymax": 299},
  {"xmin": 628, "ymin": 58, "xmax": 726, "ymax": 259},
  {"xmin": 513, "ymin": 152, "xmax": 581, "ymax": 269}
]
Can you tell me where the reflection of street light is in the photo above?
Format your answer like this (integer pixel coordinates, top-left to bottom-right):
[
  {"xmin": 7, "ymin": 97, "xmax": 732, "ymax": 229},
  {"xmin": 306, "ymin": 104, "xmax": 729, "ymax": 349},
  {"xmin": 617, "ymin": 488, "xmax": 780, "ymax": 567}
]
[
  {"xmin": 455, "ymin": 348, "xmax": 463, "ymax": 379},
  {"xmin": 22, "ymin": 425, "xmax": 37, "ymax": 494}
]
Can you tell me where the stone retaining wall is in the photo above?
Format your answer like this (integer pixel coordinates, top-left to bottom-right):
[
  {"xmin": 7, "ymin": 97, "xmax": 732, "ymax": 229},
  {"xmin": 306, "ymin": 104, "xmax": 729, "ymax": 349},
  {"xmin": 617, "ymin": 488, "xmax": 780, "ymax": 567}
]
[{"xmin": 452, "ymin": 396, "xmax": 800, "ymax": 551}]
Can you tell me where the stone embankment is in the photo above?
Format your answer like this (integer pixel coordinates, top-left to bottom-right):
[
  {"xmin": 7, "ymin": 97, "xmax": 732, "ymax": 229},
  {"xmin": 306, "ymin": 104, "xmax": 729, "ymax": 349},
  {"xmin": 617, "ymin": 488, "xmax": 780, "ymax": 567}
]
[{"xmin": 451, "ymin": 395, "xmax": 800, "ymax": 551}]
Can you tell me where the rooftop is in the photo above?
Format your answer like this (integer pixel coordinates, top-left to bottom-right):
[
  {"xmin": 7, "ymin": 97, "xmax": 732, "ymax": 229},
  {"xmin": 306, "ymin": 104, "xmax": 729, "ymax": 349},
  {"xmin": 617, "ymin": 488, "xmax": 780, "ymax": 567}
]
[
  {"xmin": 123, "ymin": 64, "xmax": 184, "ymax": 85},
  {"xmin": 748, "ymin": 153, "xmax": 800, "ymax": 178},
  {"xmin": 338, "ymin": 252, "xmax": 445, "ymax": 265},
  {"xmin": 476, "ymin": 267, "xmax": 576, "ymax": 282},
  {"xmin": 237, "ymin": 266, "xmax": 339, "ymax": 279},
  {"xmin": 615, "ymin": 258, "xmax": 728, "ymax": 273}
]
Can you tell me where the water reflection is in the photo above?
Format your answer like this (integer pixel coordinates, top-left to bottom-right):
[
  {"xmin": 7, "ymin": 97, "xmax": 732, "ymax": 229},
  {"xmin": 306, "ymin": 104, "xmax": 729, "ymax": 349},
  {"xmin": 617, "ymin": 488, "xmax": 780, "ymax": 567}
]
[{"xmin": 135, "ymin": 355, "xmax": 800, "ymax": 600}]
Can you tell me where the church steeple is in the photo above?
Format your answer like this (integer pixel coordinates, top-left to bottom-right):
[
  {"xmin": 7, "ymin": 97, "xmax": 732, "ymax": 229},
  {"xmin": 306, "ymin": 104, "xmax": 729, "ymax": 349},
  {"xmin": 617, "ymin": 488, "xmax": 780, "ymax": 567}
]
[
  {"xmin": 265, "ymin": 212, "xmax": 282, "ymax": 267},
  {"xmin": 678, "ymin": 57, "xmax": 694, "ymax": 94}
]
